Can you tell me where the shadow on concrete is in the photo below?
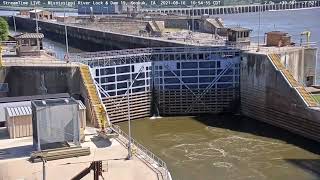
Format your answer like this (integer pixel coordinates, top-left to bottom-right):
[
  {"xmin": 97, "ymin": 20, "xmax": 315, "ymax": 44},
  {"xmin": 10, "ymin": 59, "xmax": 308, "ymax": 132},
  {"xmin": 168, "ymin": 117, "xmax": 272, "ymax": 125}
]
[
  {"xmin": 90, "ymin": 136, "xmax": 112, "ymax": 148},
  {"xmin": 0, "ymin": 144, "xmax": 33, "ymax": 160},
  {"xmin": 286, "ymin": 159, "xmax": 320, "ymax": 178},
  {"xmin": 193, "ymin": 114, "xmax": 320, "ymax": 154}
]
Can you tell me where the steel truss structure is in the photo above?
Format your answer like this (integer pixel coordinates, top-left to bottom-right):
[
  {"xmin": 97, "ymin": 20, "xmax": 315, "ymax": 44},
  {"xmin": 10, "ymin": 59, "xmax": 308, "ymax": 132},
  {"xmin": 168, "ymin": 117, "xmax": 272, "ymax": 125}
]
[{"xmin": 70, "ymin": 46, "xmax": 241, "ymax": 121}]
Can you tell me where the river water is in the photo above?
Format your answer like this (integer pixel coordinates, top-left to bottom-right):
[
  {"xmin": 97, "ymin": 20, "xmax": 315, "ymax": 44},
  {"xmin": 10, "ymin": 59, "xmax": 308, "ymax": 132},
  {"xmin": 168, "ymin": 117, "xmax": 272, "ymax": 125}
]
[{"xmin": 118, "ymin": 115, "xmax": 320, "ymax": 180}]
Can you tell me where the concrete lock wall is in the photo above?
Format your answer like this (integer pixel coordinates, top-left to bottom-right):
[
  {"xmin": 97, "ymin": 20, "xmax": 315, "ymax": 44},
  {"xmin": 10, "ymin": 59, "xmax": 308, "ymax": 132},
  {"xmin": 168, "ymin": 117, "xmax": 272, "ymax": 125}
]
[
  {"xmin": 1, "ymin": 66, "xmax": 80, "ymax": 97},
  {"xmin": 11, "ymin": 16, "xmax": 186, "ymax": 52},
  {"xmin": 241, "ymin": 52, "xmax": 320, "ymax": 142},
  {"xmin": 0, "ymin": 65, "xmax": 93, "ymax": 131}
]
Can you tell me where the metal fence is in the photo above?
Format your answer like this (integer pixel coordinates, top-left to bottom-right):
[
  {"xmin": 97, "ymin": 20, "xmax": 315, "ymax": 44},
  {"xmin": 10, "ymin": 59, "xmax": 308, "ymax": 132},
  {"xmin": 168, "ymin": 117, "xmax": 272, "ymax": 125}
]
[
  {"xmin": 69, "ymin": 46, "xmax": 241, "ymax": 68},
  {"xmin": 111, "ymin": 124, "xmax": 172, "ymax": 180},
  {"xmin": 1, "ymin": 41, "xmax": 17, "ymax": 56},
  {"xmin": 69, "ymin": 46, "xmax": 239, "ymax": 59},
  {"xmin": 2, "ymin": 58, "xmax": 78, "ymax": 67}
]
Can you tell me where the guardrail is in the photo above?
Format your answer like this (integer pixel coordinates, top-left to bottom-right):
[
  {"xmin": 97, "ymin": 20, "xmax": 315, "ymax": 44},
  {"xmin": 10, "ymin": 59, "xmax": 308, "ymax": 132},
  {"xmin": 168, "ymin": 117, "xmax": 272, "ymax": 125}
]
[
  {"xmin": 70, "ymin": 42, "xmax": 317, "ymax": 62},
  {"xmin": 111, "ymin": 124, "xmax": 171, "ymax": 180},
  {"xmin": 0, "ymin": 41, "xmax": 17, "ymax": 45},
  {"xmin": 2, "ymin": 58, "xmax": 77, "ymax": 67},
  {"xmin": 69, "ymin": 46, "xmax": 240, "ymax": 60}
]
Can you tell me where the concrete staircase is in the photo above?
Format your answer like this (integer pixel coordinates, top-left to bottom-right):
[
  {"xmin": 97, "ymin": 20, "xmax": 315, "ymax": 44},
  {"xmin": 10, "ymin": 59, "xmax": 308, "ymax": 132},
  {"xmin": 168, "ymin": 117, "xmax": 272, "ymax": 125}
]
[
  {"xmin": 80, "ymin": 65, "xmax": 109, "ymax": 129},
  {"xmin": 268, "ymin": 53, "xmax": 318, "ymax": 107}
]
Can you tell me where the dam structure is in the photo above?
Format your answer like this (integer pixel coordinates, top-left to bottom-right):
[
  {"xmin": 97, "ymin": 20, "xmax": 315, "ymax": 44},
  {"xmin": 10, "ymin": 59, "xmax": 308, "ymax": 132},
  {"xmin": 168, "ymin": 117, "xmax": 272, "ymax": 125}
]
[
  {"xmin": 143, "ymin": 0, "xmax": 320, "ymax": 16},
  {"xmin": 6, "ymin": 11, "xmax": 320, "ymax": 142},
  {"xmin": 70, "ymin": 45, "xmax": 320, "ymax": 143}
]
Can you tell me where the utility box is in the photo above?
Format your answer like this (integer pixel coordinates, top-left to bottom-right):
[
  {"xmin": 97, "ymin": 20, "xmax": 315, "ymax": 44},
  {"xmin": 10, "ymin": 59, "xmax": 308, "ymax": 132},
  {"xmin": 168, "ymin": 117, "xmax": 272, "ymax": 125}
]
[
  {"xmin": 32, "ymin": 98, "xmax": 81, "ymax": 151},
  {"xmin": 266, "ymin": 31, "xmax": 292, "ymax": 47}
]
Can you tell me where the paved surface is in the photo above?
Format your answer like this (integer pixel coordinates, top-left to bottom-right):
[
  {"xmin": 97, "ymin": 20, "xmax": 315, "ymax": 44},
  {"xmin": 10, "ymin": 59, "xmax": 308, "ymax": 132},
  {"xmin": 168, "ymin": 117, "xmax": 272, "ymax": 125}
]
[
  {"xmin": 2, "ymin": 54, "xmax": 79, "ymax": 67},
  {"xmin": 244, "ymin": 44, "xmax": 304, "ymax": 54},
  {"xmin": 0, "ymin": 128, "xmax": 158, "ymax": 180}
]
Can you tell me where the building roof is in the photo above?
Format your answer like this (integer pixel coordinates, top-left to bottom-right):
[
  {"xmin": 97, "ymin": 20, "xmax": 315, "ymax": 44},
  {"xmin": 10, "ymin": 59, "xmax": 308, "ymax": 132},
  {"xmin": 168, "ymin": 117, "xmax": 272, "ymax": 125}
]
[
  {"xmin": 266, "ymin": 31, "xmax": 288, "ymax": 35},
  {"xmin": 0, "ymin": 101, "xmax": 31, "ymax": 122},
  {"xmin": 0, "ymin": 93, "xmax": 70, "ymax": 103},
  {"xmin": 6, "ymin": 106, "xmax": 32, "ymax": 117},
  {"xmin": 2, "ymin": 99, "xmax": 85, "ymax": 119},
  {"xmin": 227, "ymin": 27, "xmax": 252, "ymax": 32},
  {"xmin": 32, "ymin": 97, "xmax": 79, "ymax": 107},
  {"xmin": 15, "ymin": 33, "xmax": 44, "ymax": 39}
]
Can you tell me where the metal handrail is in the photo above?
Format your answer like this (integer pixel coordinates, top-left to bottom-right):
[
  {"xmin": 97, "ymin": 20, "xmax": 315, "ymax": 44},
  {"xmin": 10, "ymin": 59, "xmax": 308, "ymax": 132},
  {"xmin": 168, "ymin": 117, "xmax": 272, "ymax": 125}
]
[
  {"xmin": 70, "ymin": 44, "xmax": 318, "ymax": 61},
  {"xmin": 0, "ymin": 41, "xmax": 17, "ymax": 46},
  {"xmin": 111, "ymin": 124, "xmax": 171, "ymax": 180},
  {"xmin": 2, "ymin": 58, "xmax": 75, "ymax": 67},
  {"xmin": 81, "ymin": 65, "xmax": 111, "ymax": 127},
  {"xmin": 69, "ymin": 46, "xmax": 240, "ymax": 60}
]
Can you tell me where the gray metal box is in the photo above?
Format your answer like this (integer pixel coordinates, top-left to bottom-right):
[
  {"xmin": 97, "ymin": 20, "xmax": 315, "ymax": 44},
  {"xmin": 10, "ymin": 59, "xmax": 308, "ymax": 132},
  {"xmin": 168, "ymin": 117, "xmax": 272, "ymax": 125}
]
[{"xmin": 32, "ymin": 97, "xmax": 80, "ymax": 151}]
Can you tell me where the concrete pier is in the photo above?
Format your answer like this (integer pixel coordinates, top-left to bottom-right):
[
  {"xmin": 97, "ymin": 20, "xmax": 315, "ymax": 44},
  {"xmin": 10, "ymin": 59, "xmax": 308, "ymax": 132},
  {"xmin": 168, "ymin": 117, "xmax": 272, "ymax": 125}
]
[
  {"xmin": 10, "ymin": 16, "xmax": 187, "ymax": 52},
  {"xmin": 241, "ymin": 49, "xmax": 320, "ymax": 142}
]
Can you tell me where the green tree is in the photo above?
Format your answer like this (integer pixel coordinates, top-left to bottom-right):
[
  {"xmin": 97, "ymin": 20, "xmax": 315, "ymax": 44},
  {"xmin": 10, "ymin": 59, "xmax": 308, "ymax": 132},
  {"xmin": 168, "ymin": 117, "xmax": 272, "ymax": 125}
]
[{"xmin": 0, "ymin": 17, "xmax": 9, "ymax": 41}]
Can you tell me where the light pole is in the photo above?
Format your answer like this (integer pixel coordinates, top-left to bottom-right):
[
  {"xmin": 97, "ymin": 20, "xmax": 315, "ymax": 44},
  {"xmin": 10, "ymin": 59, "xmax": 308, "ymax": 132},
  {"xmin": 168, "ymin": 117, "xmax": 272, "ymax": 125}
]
[
  {"xmin": 192, "ymin": 6, "xmax": 194, "ymax": 33},
  {"xmin": 12, "ymin": 12, "xmax": 16, "ymax": 32},
  {"xmin": 40, "ymin": 156, "xmax": 47, "ymax": 180},
  {"xmin": 35, "ymin": 8, "xmax": 39, "ymax": 33},
  {"xmin": 64, "ymin": 7, "xmax": 69, "ymax": 61},
  {"xmin": 126, "ymin": 79, "xmax": 132, "ymax": 160},
  {"xmin": 34, "ymin": 7, "xmax": 40, "ymax": 52},
  {"xmin": 256, "ymin": 5, "xmax": 261, "ymax": 52}
]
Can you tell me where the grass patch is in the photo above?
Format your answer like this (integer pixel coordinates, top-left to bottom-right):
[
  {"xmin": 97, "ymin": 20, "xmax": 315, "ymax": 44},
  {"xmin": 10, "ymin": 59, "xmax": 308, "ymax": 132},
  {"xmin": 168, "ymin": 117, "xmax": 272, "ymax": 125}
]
[{"xmin": 313, "ymin": 94, "xmax": 320, "ymax": 102}]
